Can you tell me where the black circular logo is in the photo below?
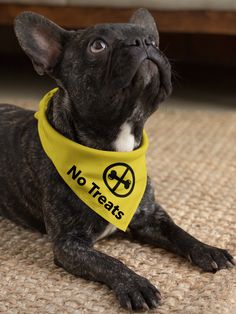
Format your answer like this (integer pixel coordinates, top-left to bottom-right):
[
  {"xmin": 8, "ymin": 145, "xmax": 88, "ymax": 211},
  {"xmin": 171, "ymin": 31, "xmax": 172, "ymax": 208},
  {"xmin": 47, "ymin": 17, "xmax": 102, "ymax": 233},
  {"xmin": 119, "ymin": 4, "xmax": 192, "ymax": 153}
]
[{"xmin": 103, "ymin": 163, "xmax": 135, "ymax": 198}]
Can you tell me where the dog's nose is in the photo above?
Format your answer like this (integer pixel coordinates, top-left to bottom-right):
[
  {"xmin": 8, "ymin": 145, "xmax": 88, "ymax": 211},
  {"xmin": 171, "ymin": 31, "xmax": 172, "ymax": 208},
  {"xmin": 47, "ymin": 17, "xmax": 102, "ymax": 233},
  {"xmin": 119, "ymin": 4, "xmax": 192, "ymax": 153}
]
[
  {"xmin": 128, "ymin": 37, "xmax": 155, "ymax": 48},
  {"xmin": 132, "ymin": 38, "xmax": 142, "ymax": 47}
]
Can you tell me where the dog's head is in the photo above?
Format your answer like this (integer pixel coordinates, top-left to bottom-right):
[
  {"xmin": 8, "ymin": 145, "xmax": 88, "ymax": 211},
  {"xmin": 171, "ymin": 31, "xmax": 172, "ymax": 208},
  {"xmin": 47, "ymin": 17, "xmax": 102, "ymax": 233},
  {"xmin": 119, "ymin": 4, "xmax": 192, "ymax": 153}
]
[{"xmin": 15, "ymin": 9, "xmax": 172, "ymax": 147}]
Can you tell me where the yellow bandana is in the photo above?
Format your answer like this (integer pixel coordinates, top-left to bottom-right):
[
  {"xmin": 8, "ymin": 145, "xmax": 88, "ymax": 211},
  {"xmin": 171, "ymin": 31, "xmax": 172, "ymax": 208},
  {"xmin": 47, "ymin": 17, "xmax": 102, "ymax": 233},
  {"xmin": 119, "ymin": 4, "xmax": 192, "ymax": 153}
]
[{"xmin": 35, "ymin": 89, "xmax": 148, "ymax": 231}]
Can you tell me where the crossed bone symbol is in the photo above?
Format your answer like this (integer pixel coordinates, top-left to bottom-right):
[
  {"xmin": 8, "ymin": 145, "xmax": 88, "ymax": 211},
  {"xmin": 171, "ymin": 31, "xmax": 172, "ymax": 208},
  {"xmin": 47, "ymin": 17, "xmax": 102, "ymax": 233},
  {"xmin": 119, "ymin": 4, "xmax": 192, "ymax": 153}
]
[{"xmin": 108, "ymin": 170, "xmax": 131, "ymax": 189}]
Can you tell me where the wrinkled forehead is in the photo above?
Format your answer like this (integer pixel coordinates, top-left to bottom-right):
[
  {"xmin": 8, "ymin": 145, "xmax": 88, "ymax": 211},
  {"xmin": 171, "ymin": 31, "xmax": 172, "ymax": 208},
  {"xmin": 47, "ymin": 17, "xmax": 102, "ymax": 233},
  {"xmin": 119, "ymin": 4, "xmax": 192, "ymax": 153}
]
[{"xmin": 80, "ymin": 23, "xmax": 149, "ymax": 41}]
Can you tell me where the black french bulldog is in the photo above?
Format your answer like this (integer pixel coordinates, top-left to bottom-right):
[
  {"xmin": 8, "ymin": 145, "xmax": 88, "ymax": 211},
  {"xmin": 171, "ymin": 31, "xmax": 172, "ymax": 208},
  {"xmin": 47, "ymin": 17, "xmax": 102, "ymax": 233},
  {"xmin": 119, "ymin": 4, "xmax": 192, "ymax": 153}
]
[{"xmin": 0, "ymin": 9, "xmax": 235, "ymax": 311}]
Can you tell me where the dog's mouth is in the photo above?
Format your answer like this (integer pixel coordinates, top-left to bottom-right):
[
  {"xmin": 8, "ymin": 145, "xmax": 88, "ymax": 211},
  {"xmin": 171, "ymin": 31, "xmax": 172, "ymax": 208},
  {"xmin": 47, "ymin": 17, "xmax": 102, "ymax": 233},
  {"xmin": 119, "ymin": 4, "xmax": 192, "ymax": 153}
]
[
  {"xmin": 132, "ymin": 58, "xmax": 160, "ymax": 88},
  {"xmin": 147, "ymin": 50, "xmax": 172, "ymax": 103},
  {"xmin": 123, "ymin": 52, "xmax": 172, "ymax": 105},
  {"xmin": 105, "ymin": 45, "xmax": 172, "ymax": 105}
]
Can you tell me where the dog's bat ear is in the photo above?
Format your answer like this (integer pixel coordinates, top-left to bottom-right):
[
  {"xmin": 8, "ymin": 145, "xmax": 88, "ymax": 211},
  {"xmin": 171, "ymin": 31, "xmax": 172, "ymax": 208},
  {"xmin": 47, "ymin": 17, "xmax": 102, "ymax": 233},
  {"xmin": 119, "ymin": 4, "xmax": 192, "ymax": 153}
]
[
  {"xmin": 130, "ymin": 8, "xmax": 159, "ymax": 46},
  {"xmin": 14, "ymin": 12, "xmax": 75, "ymax": 75}
]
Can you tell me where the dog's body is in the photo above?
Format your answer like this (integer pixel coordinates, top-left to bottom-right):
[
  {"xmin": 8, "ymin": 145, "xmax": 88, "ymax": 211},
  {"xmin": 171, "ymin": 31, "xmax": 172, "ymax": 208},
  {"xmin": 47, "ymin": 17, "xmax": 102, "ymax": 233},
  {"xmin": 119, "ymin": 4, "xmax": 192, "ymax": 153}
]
[{"xmin": 0, "ymin": 9, "xmax": 235, "ymax": 311}]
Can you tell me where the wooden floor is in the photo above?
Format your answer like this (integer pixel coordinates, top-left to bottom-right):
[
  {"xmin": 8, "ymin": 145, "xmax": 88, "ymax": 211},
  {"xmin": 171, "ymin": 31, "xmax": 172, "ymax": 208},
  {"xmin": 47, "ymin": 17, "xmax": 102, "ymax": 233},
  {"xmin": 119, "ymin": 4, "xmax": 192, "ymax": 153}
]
[{"xmin": 0, "ymin": 3, "xmax": 236, "ymax": 35}]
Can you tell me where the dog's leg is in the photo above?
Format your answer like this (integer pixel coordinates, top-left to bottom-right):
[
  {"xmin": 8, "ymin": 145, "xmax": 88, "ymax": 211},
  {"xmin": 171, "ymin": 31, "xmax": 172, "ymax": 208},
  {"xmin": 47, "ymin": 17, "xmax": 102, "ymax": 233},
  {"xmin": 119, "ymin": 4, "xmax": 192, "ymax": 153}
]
[
  {"xmin": 129, "ymin": 180, "xmax": 235, "ymax": 272},
  {"xmin": 52, "ymin": 233, "xmax": 161, "ymax": 311}
]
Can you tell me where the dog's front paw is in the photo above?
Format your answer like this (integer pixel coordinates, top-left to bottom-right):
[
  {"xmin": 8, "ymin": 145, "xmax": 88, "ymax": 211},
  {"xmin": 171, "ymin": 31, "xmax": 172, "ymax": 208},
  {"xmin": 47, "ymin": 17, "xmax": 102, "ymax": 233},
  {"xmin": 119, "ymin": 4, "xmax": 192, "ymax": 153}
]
[
  {"xmin": 188, "ymin": 243, "xmax": 236, "ymax": 273},
  {"xmin": 114, "ymin": 274, "xmax": 161, "ymax": 311}
]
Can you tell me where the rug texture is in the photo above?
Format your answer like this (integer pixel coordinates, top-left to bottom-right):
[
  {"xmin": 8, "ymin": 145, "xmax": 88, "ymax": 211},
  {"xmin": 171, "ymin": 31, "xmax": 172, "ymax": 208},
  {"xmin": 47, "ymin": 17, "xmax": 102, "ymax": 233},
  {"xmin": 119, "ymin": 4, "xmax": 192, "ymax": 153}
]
[{"xmin": 0, "ymin": 101, "xmax": 235, "ymax": 314}]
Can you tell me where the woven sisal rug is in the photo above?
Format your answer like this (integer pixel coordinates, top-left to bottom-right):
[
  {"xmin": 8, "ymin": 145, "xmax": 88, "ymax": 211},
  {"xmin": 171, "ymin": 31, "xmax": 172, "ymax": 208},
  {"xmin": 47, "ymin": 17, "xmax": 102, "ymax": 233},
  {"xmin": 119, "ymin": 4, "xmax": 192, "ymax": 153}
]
[{"xmin": 0, "ymin": 100, "xmax": 235, "ymax": 313}]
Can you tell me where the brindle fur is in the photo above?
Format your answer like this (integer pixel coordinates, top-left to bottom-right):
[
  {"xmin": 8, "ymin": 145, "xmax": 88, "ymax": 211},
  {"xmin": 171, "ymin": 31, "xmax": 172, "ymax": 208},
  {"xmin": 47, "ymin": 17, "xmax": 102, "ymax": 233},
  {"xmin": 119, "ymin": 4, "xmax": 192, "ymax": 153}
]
[{"xmin": 0, "ymin": 9, "xmax": 235, "ymax": 311}]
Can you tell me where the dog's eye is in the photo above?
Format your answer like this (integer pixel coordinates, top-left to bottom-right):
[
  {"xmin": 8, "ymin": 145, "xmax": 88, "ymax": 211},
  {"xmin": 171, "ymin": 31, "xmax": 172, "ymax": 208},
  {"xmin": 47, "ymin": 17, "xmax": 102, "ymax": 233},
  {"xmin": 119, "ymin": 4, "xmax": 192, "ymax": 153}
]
[{"xmin": 90, "ymin": 40, "xmax": 107, "ymax": 53}]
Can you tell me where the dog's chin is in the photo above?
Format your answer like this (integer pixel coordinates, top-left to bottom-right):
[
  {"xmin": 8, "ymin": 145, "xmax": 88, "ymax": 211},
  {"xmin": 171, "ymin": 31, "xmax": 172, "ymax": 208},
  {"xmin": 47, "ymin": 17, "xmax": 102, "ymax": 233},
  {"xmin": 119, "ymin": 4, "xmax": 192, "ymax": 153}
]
[
  {"xmin": 134, "ymin": 58, "xmax": 160, "ymax": 88},
  {"xmin": 125, "ymin": 59, "xmax": 160, "ymax": 99}
]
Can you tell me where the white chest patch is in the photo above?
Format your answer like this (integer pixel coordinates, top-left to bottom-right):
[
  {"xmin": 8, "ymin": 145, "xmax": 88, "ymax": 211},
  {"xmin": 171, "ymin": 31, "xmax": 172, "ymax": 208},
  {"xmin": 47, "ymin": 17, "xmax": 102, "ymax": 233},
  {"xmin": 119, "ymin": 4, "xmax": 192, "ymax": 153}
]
[
  {"xmin": 95, "ymin": 123, "xmax": 135, "ymax": 241},
  {"xmin": 95, "ymin": 224, "xmax": 117, "ymax": 242},
  {"xmin": 114, "ymin": 122, "xmax": 135, "ymax": 152}
]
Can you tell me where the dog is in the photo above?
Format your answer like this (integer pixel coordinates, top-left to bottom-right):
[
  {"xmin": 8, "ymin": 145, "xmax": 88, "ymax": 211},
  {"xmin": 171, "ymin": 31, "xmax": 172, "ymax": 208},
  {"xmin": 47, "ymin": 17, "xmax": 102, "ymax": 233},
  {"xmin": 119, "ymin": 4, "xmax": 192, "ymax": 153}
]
[{"xmin": 0, "ymin": 8, "xmax": 235, "ymax": 311}]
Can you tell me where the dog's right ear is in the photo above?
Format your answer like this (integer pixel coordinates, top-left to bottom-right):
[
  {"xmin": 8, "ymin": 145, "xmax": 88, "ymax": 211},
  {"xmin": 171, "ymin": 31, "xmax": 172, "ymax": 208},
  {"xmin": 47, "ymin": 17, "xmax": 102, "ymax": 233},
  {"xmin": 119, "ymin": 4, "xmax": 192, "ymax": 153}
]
[{"xmin": 14, "ymin": 12, "xmax": 75, "ymax": 75}]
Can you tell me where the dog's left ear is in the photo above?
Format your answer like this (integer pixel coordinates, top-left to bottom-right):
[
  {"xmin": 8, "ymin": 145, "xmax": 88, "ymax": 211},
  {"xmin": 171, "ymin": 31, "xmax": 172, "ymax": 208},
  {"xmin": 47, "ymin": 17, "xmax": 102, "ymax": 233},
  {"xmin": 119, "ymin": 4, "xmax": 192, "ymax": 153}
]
[
  {"xmin": 130, "ymin": 8, "xmax": 159, "ymax": 46},
  {"xmin": 14, "ymin": 11, "xmax": 76, "ymax": 75}
]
